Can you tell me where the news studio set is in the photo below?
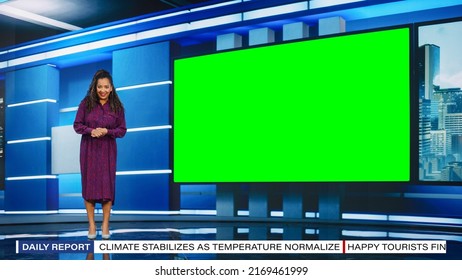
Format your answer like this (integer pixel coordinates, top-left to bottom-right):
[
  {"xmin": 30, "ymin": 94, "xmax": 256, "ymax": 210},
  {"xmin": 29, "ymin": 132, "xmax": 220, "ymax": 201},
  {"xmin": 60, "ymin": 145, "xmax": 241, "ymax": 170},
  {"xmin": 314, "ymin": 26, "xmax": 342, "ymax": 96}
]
[{"xmin": 1, "ymin": 0, "xmax": 462, "ymax": 279}]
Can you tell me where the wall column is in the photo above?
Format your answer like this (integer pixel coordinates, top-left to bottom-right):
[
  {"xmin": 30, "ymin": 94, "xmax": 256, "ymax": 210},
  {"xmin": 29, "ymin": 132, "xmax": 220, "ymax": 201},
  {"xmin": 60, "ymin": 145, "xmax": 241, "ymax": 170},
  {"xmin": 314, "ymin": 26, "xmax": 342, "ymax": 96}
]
[
  {"xmin": 112, "ymin": 41, "xmax": 178, "ymax": 211},
  {"xmin": 5, "ymin": 65, "xmax": 59, "ymax": 211}
]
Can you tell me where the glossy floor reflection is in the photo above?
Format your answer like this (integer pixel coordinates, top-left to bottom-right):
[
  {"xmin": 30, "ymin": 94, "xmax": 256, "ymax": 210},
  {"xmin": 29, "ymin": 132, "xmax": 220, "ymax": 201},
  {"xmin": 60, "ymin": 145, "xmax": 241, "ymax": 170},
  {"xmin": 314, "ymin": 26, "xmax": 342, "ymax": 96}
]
[{"xmin": 1, "ymin": 221, "xmax": 461, "ymax": 260}]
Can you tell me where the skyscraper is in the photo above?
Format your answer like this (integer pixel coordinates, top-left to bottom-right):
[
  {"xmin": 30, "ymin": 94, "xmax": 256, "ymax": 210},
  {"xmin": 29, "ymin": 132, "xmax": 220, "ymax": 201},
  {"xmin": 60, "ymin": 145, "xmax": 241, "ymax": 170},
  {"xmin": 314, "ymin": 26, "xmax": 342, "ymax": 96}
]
[
  {"xmin": 418, "ymin": 44, "xmax": 441, "ymax": 180},
  {"xmin": 418, "ymin": 44, "xmax": 440, "ymax": 101}
]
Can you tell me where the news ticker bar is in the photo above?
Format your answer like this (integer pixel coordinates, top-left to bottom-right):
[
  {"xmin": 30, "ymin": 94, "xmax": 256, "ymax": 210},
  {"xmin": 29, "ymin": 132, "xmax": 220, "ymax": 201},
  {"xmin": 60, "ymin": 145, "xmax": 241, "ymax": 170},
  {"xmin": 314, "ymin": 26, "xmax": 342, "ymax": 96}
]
[{"xmin": 16, "ymin": 240, "xmax": 447, "ymax": 254}]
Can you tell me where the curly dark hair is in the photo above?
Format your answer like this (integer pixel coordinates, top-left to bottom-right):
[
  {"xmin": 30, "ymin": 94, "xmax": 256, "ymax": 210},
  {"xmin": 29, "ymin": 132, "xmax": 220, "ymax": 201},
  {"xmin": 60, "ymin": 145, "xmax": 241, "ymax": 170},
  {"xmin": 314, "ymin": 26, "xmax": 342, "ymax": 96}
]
[{"xmin": 84, "ymin": 69, "xmax": 124, "ymax": 113}]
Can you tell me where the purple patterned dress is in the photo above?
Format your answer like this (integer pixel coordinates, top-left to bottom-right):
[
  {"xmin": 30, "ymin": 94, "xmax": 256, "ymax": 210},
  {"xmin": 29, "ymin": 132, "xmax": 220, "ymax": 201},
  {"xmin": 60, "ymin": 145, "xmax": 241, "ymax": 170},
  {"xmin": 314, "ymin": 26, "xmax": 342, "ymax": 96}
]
[{"xmin": 73, "ymin": 100, "xmax": 127, "ymax": 204}]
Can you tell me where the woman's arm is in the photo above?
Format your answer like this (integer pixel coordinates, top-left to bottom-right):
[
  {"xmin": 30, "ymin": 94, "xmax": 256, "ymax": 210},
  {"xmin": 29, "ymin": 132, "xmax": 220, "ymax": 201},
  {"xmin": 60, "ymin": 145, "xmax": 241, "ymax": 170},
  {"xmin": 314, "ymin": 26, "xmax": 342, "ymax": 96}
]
[
  {"xmin": 73, "ymin": 101, "xmax": 93, "ymax": 135},
  {"xmin": 106, "ymin": 109, "xmax": 127, "ymax": 138}
]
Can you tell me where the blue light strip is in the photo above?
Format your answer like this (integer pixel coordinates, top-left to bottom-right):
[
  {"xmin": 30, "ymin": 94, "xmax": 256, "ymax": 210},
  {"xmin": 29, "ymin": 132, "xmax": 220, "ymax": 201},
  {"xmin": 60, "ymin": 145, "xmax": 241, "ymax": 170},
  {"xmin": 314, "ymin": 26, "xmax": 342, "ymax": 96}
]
[
  {"xmin": 59, "ymin": 107, "xmax": 79, "ymax": 113},
  {"xmin": 310, "ymin": 0, "xmax": 365, "ymax": 9},
  {"xmin": 7, "ymin": 98, "xmax": 57, "ymax": 107},
  {"xmin": 342, "ymin": 230, "xmax": 388, "ymax": 238},
  {"xmin": 237, "ymin": 210, "xmax": 249, "ymax": 216},
  {"xmin": 389, "ymin": 215, "xmax": 462, "ymax": 225},
  {"xmin": 237, "ymin": 228, "xmax": 249, "ymax": 234},
  {"xmin": 305, "ymin": 229, "xmax": 317, "ymax": 235},
  {"xmin": 0, "ymin": 0, "xmax": 400, "ymax": 71},
  {"xmin": 116, "ymin": 80, "xmax": 172, "ymax": 91},
  {"xmin": 271, "ymin": 228, "xmax": 284, "ymax": 234},
  {"xmin": 126, "ymin": 125, "xmax": 172, "ymax": 133},
  {"xmin": 343, "ymin": 213, "xmax": 462, "ymax": 225},
  {"xmin": 343, "ymin": 230, "xmax": 462, "ymax": 242},
  {"xmin": 243, "ymin": 1, "xmax": 308, "ymax": 20},
  {"xmin": 57, "ymin": 209, "xmax": 87, "ymax": 214},
  {"xmin": 111, "ymin": 210, "xmax": 180, "ymax": 215},
  {"xmin": 189, "ymin": 13, "xmax": 242, "ymax": 29},
  {"xmin": 342, "ymin": 213, "xmax": 388, "ymax": 221},
  {"xmin": 191, "ymin": 0, "xmax": 242, "ymax": 12},
  {"xmin": 115, "ymin": 170, "xmax": 172, "ymax": 176},
  {"xmin": 403, "ymin": 193, "xmax": 462, "ymax": 199},
  {"xmin": 7, "ymin": 137, "xmax": 51, "ymax": 144},
  {"xmin": 6, "ymin": 175, "xmax": 58, "ymax": 181},
  {"xmin": 305, "ymin": 212, "xmax": 319, "ymax": 218},
  {"xmin": 389, "ymin": 232, "xmax": 462, "ymax": 242},
  {"xmin": 6, "ymin": 34, "xmax": 137, "ymax": 67},
  {"xmin": 4, "ymin": 210, "xmax": 58, "ymax": 215},
  {"xmin": 179, "ymin": 210, "xmax": 217, "ymax": 215},
  {"xmin": 271, "ymin": 211, "xmax": 283, "ymax": 217}
]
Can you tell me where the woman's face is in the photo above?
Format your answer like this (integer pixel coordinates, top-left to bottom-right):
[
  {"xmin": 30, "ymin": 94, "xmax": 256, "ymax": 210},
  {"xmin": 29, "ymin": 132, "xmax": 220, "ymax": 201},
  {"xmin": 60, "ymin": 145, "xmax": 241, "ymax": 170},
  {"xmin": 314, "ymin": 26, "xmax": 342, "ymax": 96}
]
[{"xmin": 96, "ymin": 77, "xmax": 112, "ymax": 104}]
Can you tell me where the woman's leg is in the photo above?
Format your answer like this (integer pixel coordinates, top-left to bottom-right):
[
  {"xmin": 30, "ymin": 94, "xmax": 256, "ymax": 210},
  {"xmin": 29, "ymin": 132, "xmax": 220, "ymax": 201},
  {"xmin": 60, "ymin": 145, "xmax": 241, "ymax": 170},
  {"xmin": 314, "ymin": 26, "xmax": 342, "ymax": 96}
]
[
  {"xmin": 84, "ymin": 200, "xmax": 96, "ymax": 238},
  {"xmin": 101, "ymin": 201, "xmax": 113, "ymax": 238}
]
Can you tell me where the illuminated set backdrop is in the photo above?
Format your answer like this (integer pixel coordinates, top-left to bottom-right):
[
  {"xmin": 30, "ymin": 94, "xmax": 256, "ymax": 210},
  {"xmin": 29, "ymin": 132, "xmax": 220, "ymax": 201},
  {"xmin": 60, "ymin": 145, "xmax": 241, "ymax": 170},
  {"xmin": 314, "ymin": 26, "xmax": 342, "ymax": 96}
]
[{"xmin": 1, "ymin": 3, "xmax": 462, "ymax": 220}]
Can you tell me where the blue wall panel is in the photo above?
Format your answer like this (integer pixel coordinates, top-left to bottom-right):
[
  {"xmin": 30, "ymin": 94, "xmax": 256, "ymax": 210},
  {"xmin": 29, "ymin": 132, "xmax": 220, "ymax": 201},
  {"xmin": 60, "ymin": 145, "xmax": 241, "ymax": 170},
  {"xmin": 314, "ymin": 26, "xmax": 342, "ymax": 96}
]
[
  {"xmin": 5, "ymin": 179, "xmax": 58, "ymax": 211},
  {"xmin": 59, "ymin": 111, "xmax": 77, "ymax": 126},
  {"xmin": 4, "ymin": 65, "xmax": 60, "ymax": 211},
  {"xmin": 58, "ymin": 174, "xmax": 82, "ymax": 209},
  {"xmin": 117, "ymin": 129, "xmax": 170, "ymax": 171},
  {"xmin": 59, "ymin": 174, "xmax": 81, "ymax": 193},
  {"xmin": 110, "ymin": 41, "xmax": 177, "ymax": 212},
  {"xmin": 6, "ymin": 103, "xmax": 58, "ymax": 140},
  {"xmin": 180, "ymin": 184, "xmax": 216, "ymax": 210},
  {"xmin": 59, "ymin": 196, "xmax": 84, "ymax": 210},
  {"xmin": 5, "ymin": 141, "xmax": 50, "ymax": 177},
  {"xmin": 114, "ymin": 174, "xmax": 171, "ymax": 210},
  {"xmin": 5, "ymin": 65, "xmax": 59, "ymax": 104},
  {"xmin": 118, "ymin": 85, "xmax": 170, "ymax": 128},
  {"xmin": 112, "ymin": 42, "xmax": 171, "ymax": 87}
]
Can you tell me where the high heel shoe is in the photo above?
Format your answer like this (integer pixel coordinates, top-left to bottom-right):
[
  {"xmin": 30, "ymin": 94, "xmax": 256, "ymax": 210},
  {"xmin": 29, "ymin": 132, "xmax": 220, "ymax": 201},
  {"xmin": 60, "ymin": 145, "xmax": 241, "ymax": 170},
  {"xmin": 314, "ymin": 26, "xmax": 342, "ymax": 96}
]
[
  {"xmin": 87, "ymin": 232, "xmax": 97, "ymax": 240},
  {"xmin": 101, "ymin": 226, "xmax": 111, "ymax": 240},
  {"xmin": 88, "ymin": 225, "xmax": 97, "ymax": 240}
]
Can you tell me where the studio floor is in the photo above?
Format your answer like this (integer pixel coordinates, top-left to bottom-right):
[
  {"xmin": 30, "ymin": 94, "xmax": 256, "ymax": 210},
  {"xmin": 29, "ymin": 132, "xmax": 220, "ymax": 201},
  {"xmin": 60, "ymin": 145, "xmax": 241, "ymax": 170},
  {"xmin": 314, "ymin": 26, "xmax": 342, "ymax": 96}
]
[{"xmin": 1, "ymin": 215, "xmax": 461, "ymax": 260}]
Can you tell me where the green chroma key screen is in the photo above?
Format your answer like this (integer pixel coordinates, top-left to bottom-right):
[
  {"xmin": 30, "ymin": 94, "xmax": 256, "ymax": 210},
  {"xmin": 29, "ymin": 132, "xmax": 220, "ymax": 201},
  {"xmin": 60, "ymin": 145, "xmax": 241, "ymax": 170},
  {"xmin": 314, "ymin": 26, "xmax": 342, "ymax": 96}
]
[{"xmin": 173, "ymin": 27, "xmax": 410, "ymax": 183}]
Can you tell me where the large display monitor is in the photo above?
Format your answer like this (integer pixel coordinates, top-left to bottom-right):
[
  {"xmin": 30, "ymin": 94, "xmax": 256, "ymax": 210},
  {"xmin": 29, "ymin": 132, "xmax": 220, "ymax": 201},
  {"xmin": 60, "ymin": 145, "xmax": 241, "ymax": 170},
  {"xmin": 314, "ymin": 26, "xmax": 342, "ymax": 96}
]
[{"xmin": 173, "ymin": 26, "xmax": 411, "ymax": 183}]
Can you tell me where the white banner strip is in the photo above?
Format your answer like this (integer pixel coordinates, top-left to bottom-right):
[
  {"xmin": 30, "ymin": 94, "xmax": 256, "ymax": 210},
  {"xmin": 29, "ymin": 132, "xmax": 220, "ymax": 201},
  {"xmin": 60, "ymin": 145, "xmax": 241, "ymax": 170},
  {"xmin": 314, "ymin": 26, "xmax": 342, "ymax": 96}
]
[
  {"xmin": 344, "ymin": 240, "xmax": 447, "ymax": 254},
  {"xmin": 94, "ymin": 240, "xmax": 343, "ymax": 254},
  {"xmin": 92, "ymin": 240, "xmax": 446, "ymax": 254}
]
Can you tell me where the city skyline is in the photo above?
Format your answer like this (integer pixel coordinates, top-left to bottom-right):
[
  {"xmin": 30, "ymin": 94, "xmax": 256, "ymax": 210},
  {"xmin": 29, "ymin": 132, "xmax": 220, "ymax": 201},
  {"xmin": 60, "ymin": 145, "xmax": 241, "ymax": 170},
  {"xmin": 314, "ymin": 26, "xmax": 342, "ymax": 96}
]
[
  {"xmin": 419, "ymin": 20, "xmax": 462, "ymax": 181},
  {"xmin": 419, "ymin": 21, "xmax": 462, "ymax": 89}
]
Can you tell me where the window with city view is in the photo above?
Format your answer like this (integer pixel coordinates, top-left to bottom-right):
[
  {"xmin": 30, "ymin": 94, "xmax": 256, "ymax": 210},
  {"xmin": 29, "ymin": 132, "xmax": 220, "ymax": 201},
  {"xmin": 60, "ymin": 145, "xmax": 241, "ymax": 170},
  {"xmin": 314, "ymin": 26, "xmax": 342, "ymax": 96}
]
[{"xmin": 419, "ymin": 19, "xmax": 462, "ymax": 181}]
